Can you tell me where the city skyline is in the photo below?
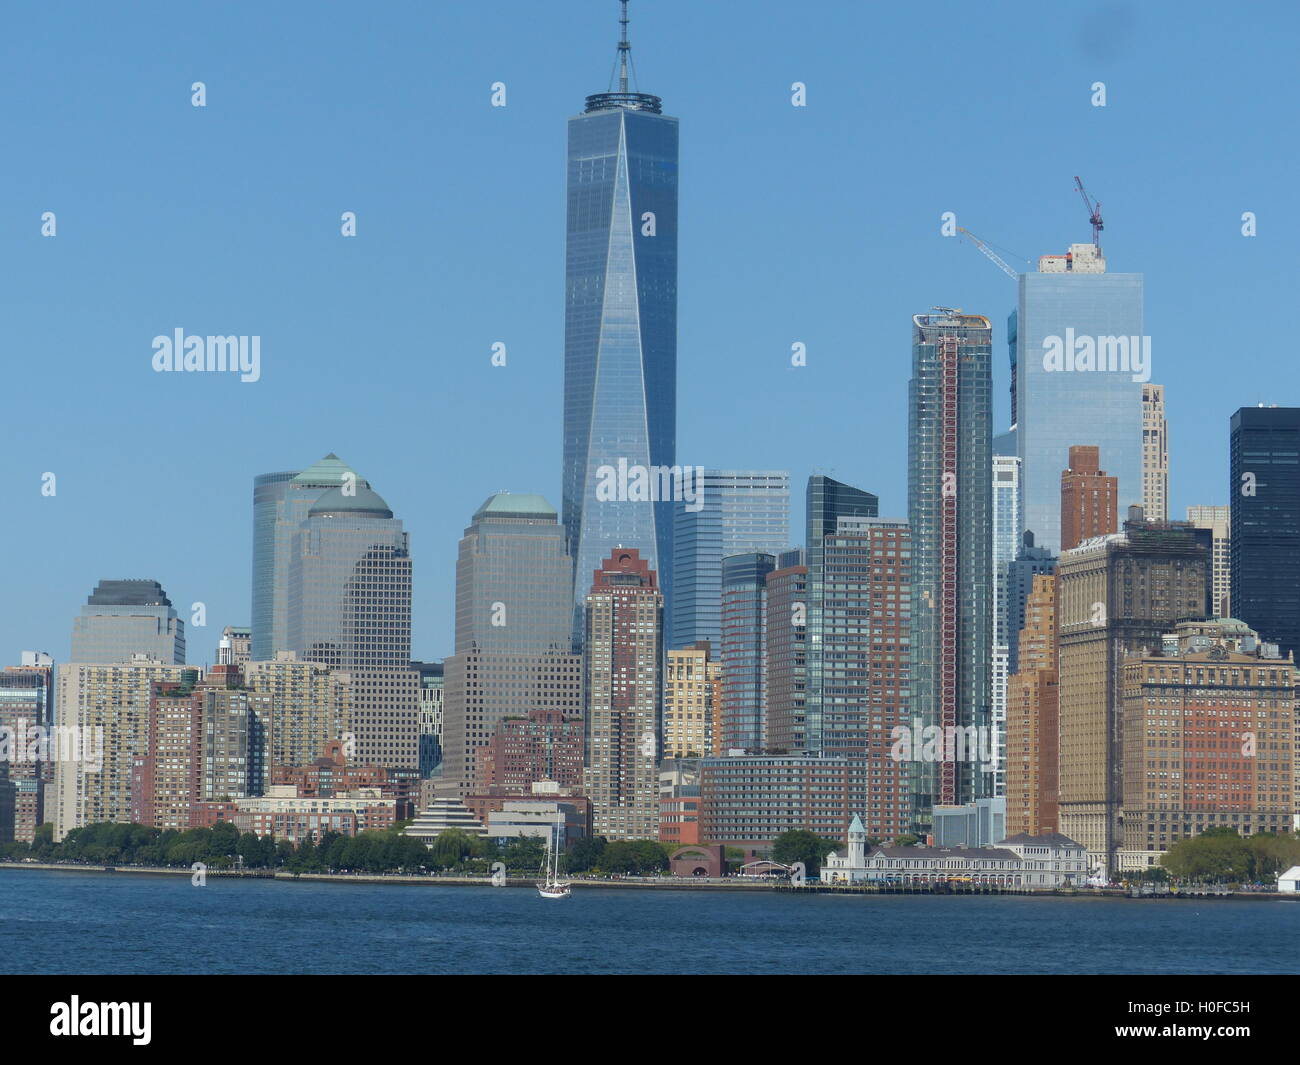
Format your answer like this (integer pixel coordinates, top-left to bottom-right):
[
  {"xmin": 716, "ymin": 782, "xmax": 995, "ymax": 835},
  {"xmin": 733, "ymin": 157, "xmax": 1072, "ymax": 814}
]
[{"xmin": 3, "ymin": 0, "xmax": 1295, "ymax": 673}]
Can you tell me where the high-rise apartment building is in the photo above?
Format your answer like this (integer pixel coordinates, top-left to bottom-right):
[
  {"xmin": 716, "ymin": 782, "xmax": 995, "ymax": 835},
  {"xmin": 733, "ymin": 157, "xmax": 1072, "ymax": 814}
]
[
  {"xmin": 1005, "ymin": 574, "xmax": 1059, "ymax": 837},
  {"xmin": 1060, "ymin": 445, "xmax": 1118, "ymax": 551},
  {"xmin": 217, "ymin": 626, "xmax": 251, "ymax": 666},
  {"xmin": 1005, "ymin": 532, "xmax": 1057, "ymax": 674},
  {"xmin": 583, "ymin": 548, "xmax": 663, "ymax": 841},
  {"xmin": 0, "ymin": 658, "xmax": 54, "ymax": 842},
  {"xmin": 1142, "ymin": 384, "xmax": 1168, "ymax": 522},
  {"xmin": 1119, "ymin": 620, "xmax": 1294, "ymax": 869},
  {"xmin": 991, "ymin": 450, "xmax": 1022, "ymax": 795},
  {"xmin": 442, "ymin": 494, "xmax": 581, "ymax": 793},
  {"xmin": 908, "ymin": 311, "xmax": 993, "ymax": 827},
  {"xmin": 764, "ymin": 551, "xmax": 808, "ymax": 754},
  {"xmin": 719, "ymin": 552, "xmax": 774, "ymax": 753},
  {"xmin": 663, "ymin": 644, "xmax": 720, "ymax": 758},
  {"xmin": 71, "ymin": 580, "xmax": 185, "ymax": 665},
  {"xmin": 562, "ymin": 7, "xmax": 678, "ymax": 628},
  {"xmin": 1056, "ymin": 514, "xmax": 1212, "ymax": 871},
  {"xmin": 670, "ymin": 470, "xmax": 790, "ymax": 649},
  {"xmin": 476, "ymin": 708, "xmax": 585, "ymax": 791},
  {"xmin": 251, "ymin": 454, "xmax": 369, "ymax": 660},
  {"xmin": 804, "ymin": 476, "xmax": 878, "ymax": 755},
  {"xmin": 1229, "ymin": 406, "xmax": 1300, "ymax": 660},
  {"xmin": 243, "ymin": 652, "xmax": 352, "ymax": 772},
  {"xmin": 1014, "ymin": 240, "xmax": 1145, "ymax": 554},
  {"xmin": 1186, "ymin": 505, "xmax": 1231, "ymax": 618},
  {"xmin": 53, "ymin": 657, "xmax": 189, "ymax": 840}
]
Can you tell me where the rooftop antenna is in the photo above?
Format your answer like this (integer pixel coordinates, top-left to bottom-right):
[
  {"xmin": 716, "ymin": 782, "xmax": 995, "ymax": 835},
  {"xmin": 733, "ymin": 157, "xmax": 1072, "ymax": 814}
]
[{"xmin": 618, "ymin": 0, "xmax": 631, "ymax": 92}]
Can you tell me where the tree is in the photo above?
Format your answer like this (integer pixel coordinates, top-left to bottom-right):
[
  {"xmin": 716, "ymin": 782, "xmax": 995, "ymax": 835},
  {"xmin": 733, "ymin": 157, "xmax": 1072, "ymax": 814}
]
[
  {"xmin": 567, "ymin": 835, "xmax": 606, "ymax": 872},
  {"xmin": 771, "ymin": 829, "xmax": 842, "ymax": 875}
]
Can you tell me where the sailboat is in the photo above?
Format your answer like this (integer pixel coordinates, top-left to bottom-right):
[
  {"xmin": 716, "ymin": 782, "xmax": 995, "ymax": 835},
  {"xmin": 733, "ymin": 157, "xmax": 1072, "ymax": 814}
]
[{"xmin": 537, "ymin": 824, "xmax": 571, "ymax": 899}]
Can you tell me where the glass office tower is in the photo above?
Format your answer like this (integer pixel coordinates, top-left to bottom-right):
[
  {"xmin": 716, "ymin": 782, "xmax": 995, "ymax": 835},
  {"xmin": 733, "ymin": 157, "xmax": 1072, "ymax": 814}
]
[
  {"xmin": 909, "ymin": 311, "xmax": 993, "ymax": 828},
  {"xmin": 1015, "ymin": 247, "xmax": 1144, "ymax": 554},
  {"xmin": 1230, "ymin": 406, "xmax": 1300, "ymax": 660},
  {"xmin": 562, "ymin": 14, "xmax": 678, "ymax": 642},
  {"xmin": 671, "ymin": 470, "xmax": 790, "ymax": 650}
]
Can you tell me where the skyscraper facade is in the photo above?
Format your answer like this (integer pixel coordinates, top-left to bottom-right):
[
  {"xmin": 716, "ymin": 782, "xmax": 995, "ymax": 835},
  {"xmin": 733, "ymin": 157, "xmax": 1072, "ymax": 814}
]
[
  {"xmin": 583, "ymin": 547, "xmax": 663, "ymax": 841},
  {"xmin": 1005, "ymin": 573, "xmax": 1058, "ymax": 837},
  {"xmin": 663, "ymin": 644, "xmax": 720, "ymax": 759},
  {"xmin": 908, "ymin": 311, "xmax": 993, "ymax": 827},
  {"xmin": 1005, "ymin": 532, "xmax": 1057, "ymax": 674},
  {"xmin": 562, "ymin": 10, "xmax": 678, "ymax": 631},
  {"xmin": 71, "ymin": 580, "xmax": 185, "ymax": 665},
  {"xmin": 1060, "ymin": 444, "xmax": 1118, "ymax": 551},
  {"xmin": 1015, "ymin": 242, "xmax": 1145, "ymax": 554},
  {"xmin": 1229, "ymin": 406, "xmax": 1300, "ymax": 660},
  {"xmin": 764, "ymin": 550, "xmax": 808, "ymax": 754},
  {"xmin": 442, "ymin": 494, "xmax": 582, "ymax": 793},
  {"xmin": 1186, "ymin": 504, "xmax": 1231, "ymax": 618},
  {"xmin": 991, "ymin": 451, "xmax": 1021, "ymax": 794},
  {"xmin": 719, "ymin": 552, "xmax": 775, "ymax": 753},
  {"xmin": 0, "ymin": 660, "xmax": 54, "ymax": 842},
  {"xmin": 670, "ymin": 470, "xmax": 790, "ymax": 649},
  {"xmin": 1142, "ymin": 383, "xmax": 1168, "ymax": 522}
]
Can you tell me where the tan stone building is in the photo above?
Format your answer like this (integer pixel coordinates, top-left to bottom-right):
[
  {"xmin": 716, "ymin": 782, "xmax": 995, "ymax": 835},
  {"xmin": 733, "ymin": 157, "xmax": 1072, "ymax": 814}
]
[
  {"xmin": 1006, "ymin": 574, "xmax": 1059, "ymax": 836},
  {"xmin": 663, "ymin": 643, "xmax": 720, "ymax": 758}
]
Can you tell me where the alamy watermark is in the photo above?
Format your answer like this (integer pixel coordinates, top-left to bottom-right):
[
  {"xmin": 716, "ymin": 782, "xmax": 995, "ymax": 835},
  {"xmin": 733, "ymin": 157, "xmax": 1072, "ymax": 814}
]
[
  {"xmin": 595, "ymin": 460, "xmax": 705, "ymax": 513},
  {"xmin": 0, "ymin": 721, "xmax": 104, "ymax": 772},
  {"xmin": 1042, "ymin": 329, "xmax": 1150, "ymax": 382},
  {"xmin": 890, "ymin": 719, "xmax": 996, "ymax": 772},
  {"xmin": 151, "ymin": 329, "xmax": 261, "ymax": 382}
]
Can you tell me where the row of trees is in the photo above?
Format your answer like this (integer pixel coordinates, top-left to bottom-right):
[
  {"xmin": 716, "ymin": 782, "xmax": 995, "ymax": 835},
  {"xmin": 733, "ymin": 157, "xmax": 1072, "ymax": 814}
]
[{"xmin": 1159, "ymin": 828, "xmax": 1300, "ymax": 883}]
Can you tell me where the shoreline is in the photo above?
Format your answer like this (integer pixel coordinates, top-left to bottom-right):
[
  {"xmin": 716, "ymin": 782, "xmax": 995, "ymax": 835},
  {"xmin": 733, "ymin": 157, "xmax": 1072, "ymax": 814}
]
[{"xmin": 3, "ymin": 862, "xmax": 1294, "ymax": 900}]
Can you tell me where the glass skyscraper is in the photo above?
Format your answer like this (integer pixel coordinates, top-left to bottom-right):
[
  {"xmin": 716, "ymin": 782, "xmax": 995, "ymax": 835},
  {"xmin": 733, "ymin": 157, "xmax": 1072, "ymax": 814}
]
[
  {"xmin": 1230, "ymin": 406, "xmax": 1300, "ymax": 660},
  {"xmin": 1014, "ymin": 245, "xmax": 1145, "ymax": 554},
  {"xmin": 562, "ymin": 12, "xmax": 678, "ymax": 640},
  {"xmin": 908, "ymin": 311, "xmax": 993, "ymax": 827},
  {"xmin": 670, "ymin": 470, "xmax": 790, "ymax": 650},
  {"xmin": 990, "ymin": 449, "xmax": 1021, "ymax": 795},
  {"xmin": 720, "ymin": 552, "xmax": 775, "ymax": 752}
]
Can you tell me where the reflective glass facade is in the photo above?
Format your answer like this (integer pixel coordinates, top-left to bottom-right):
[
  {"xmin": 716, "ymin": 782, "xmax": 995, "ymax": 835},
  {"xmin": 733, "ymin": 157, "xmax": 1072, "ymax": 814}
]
[
  {"xmin": 670, "ymin": 470, "xmax": 790, "ymax": 650},
  {"xmin": 562, "ymin": 99, "xmax": 678, "ymax": 640},
  {"xmin": 1015, "ymin": 271, "xmax": 1145, "ymax": 554}
]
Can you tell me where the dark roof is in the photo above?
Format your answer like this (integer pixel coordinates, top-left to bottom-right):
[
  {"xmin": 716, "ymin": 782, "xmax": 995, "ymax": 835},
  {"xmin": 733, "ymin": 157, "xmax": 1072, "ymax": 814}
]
[
  {"xmin": 86, "ymin": 579, "xmax": 171, "ymax": 607},
  {"xmin": 998, "ymin": 832, "xmax": 1084, "ymax": 848},
  {"xmin": 868, "ymin": 846, "xmax": 1019, "ymax": 861}
]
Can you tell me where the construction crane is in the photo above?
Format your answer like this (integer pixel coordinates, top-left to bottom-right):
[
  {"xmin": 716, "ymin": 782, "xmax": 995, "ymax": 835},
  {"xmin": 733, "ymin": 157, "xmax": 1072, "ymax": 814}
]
[
  {"xmin": 1074, "ymin": 176, "xmax": 1103, "ymax": 248},
  {"xmin": 956, "ymin": 227, "xmax": 1019, "ymax": 279}
]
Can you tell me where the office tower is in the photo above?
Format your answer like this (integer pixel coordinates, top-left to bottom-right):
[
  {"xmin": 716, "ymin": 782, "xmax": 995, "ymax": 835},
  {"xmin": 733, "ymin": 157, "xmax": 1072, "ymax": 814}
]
[
  {"xmin": 824, "ymin": 516, "xmax": 911, "ymax": 842},
  {"xmin": 1015, "ymin": 239, "xmax": 1145, "ymax": 554},
  {"xmin": 217, "ymin": 626, "xmax": 251, "ymax": 666},
  {"xmin": 243, "ymin": 653, "xmax": 352, "ymax": 771},
  {"xmin": 719, "ymin": 552, "xmax": 775, "ymax": 752},
  {"xmin": 1186, "ymin": 505, "xmax": 1231, "ymax": 617},
  {"xmin": 251, "ymin": 454, "xmax": 370, "ymax": 660},
  {"xmin": 476, "ymin": 709, "xmax": 585, "ymax": 790},
  {"xmin": 52, "ymin": 657, "xmax": 189, "ymax": 840},
  {"xmin": 1005, "ymin": 532, "xmax": 1057, "ymax": 674},
  {"xmin": 1056, "ymin": 513, "xmax": 1211, "ymax": 872},
  {"xmin": 664, "ymin": 644, "xmax": 719, "ymax": 758},
  {"xmin": 1005, "ymin": 574, "xmax": 1059, "ymax": 836},
  {"xmin": 442, "ymin": 494, "xmax": 582, "ymax": 793},
  {"xmin": 0, "ymin": 658, "xmax": 54, "ymax": 842},
  {"xmin": 411, "ymin": 660, "xmax": 444, "ymax": 777},
  {"xmin": 991, "ymin": 451, "xmax": 1021, "ymax": 794},
  {"xmin": 1142, "ymin": 384, "xmax": 1168, "ymax": 522},
  {"xmin": 1120, "ymin": 619, "xmax": 1294, "ymax": 870},
  {"xmin": 764, "ymin": 550, "xmax": 808, "ymax": 754},
  {"xmin": 583, "ymin": 547, "xmax": 663, "ymax": 841},
  {"xmin": 670, "ymin": 470, "xmax": 790, "ymax": 649},
  {"xmin": 562, "ymin": 5, "xmax": 678, "ymax": 629},
  {"xmin": 287, "ymin": 478, "xmax": 417, "ymax": 768},
  {"xmin": 71, "ymin": 580, "xmax": 185, "ymax": 665},
  {"xmin": 1229, "ymin": 406, "xmax": 1300, "ymax": 660},
  {"xmin": 804, "ymin": 476, "xmax": 879, "ymax": 754},
  {"xmin": 1060, "ymin": 445, "xmax": 1118, "ymax": 551},
  {"xmin": 908, "ymin": 311, "xmax": 994, "ymax": 826}
]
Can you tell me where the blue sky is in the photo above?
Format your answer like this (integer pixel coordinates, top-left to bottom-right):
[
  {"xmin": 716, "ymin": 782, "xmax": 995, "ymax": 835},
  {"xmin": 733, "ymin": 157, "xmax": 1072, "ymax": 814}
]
[{"xmin": 2, "ymin": 0, "xmax": 1296, "ymax": 665}]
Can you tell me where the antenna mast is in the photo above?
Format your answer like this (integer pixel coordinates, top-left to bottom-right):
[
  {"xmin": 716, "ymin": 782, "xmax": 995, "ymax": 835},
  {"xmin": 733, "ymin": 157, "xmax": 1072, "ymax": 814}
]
[{"xmin": 618, "ymin": 1, "xmax": 631, "ymax": 92}]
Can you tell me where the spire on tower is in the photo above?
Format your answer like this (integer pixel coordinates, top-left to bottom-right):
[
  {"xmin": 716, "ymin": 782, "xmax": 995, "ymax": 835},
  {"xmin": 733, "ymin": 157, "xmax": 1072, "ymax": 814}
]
[{"xmin": 618, "ymin": 0, "xmax": 630, "ymax": 93}]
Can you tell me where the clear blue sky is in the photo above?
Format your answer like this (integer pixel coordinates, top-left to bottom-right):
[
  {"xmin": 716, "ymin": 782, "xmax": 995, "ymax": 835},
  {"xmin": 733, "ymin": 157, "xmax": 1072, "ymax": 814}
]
[{"xmin": 2, "ymin": 0, "xmax": 1296, "ymax": 665}]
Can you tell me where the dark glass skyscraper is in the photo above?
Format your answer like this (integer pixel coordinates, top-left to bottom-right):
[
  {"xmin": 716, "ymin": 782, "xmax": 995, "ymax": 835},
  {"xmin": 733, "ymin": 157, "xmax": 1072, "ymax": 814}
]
[
  {"xmin": 1230, "ymin": 406, "xmax": 1300, "ymax": 659},
  {"xmin": 908, "ymin": 311, "xmax": 993, "ymax": 828},
  {"xmin": 562, "ymin": 5, "xmax": 678, "ymax": 639}
]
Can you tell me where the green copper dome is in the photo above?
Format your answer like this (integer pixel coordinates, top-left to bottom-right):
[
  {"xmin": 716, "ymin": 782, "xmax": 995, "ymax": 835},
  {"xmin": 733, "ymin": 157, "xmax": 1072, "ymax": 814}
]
[{"xmin": 309, "ymin": 484, "xmax": 393, "ymax": 519}]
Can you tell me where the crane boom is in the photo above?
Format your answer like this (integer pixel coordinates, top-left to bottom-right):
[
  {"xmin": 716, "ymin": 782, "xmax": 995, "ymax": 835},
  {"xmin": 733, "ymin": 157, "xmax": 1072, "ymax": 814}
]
[
  {"xmin": 957, "ymin": 227, "xmax": 1019, "ymax": 279},
  {"xmin": 1073, "ymin": 175, "xmax": 1104, "ymax": 247}
]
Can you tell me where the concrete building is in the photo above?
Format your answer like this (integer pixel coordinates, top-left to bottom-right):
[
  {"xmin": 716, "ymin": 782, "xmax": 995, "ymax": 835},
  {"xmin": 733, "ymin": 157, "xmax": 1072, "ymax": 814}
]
[
  {"xmin": 583, "ymin": 548, "xmax": 663, "ymax": 841},
  {"xmin": 442, "ymin": 494, "xmax": 581, "ymax": 794},
  {"xmin": 1005, "ymin": 574, "xmax": 1060, "ymax": 836},
  {"xmin": 908, "ymin": 311, "xmax": 994, "ymax": 827},
  {"xmin": 1056, "ymin": 513, "xmax": 1212, "ymax": 873},
  {"xmin": 243, "ymin": 652, "xmax": 352, "ymax": 773},
  {"xmin": 0, "ymin": 658, "xmax": 55, "ymax": 842},
  {"xmin": 1142, "ymin": 384, "xmax": 1168, "ymax": 522},
  {"xmin": 1005, "ymin": 531, "xmax": 1057, "ymax": 674},
  {"xmin": 663, "ymin": 644, "xmax": 720, "ymax": 759},
  {"xmin": 1060, "ymin": 445, "xmax": 1118, "ymax": 552},
  {"xmin": 991, "ymin": 450, "xmax": 1022, "ymax": 795},
  {"xmin": 932, "ymin": 797, "xmax": 1007, "ymax": 848},
  {"xmin": 52, "ymin": 657, "xmax": 189, "ymax": 840},
  {"xmin": 1186, "ymin": 505, "xmax": 1231, "ymax": 619},
  {"xmin": 216, "ymin": 626, "xmax": 251, "ymax": 666},
  {"xmin": 71, "ymin": 580, "xmax": 185, "ymax": 665},
  {"xmin": 670, "ymin": 470, "xmax": 790, "ymax": 650},
  {"xmin": 1119, "ymin": 619, "xmax": 1295, "ymax": 870},
  {"xmin": 475, "ymin": 708, "xmax": 584, "ymax": 790}
]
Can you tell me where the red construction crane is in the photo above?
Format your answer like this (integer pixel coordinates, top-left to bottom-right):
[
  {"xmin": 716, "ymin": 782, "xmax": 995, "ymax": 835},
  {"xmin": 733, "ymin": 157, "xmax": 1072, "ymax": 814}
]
[{"xmin": 1074, "ymin": 176, "xmax": 1103, "ymax": 248}]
